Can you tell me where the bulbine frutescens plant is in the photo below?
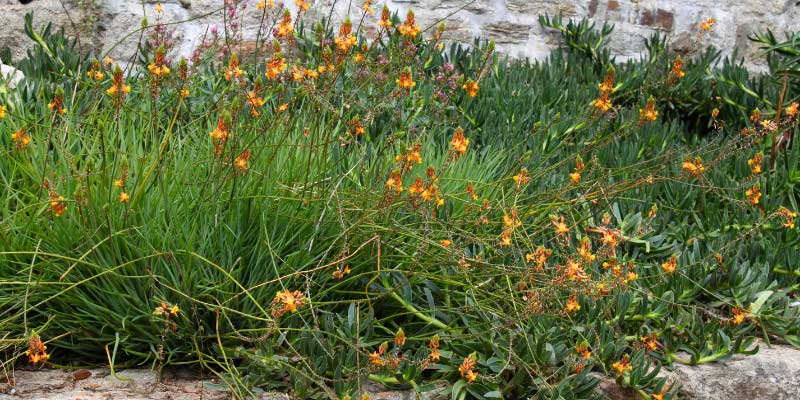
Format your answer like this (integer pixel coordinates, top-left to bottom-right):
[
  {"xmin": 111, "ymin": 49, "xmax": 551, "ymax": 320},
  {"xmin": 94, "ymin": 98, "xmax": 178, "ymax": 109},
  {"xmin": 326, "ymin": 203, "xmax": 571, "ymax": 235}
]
[{"xmin": 1, "ymin": 3, "xmax": 799, "ymax": 400}]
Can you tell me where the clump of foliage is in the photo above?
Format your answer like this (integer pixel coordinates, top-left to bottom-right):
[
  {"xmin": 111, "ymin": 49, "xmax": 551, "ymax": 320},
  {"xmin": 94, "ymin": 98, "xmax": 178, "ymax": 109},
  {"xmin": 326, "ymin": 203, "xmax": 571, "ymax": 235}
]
[{"xmin": 1, "ymin": 4, "xmax": 798, "ymax": 400}]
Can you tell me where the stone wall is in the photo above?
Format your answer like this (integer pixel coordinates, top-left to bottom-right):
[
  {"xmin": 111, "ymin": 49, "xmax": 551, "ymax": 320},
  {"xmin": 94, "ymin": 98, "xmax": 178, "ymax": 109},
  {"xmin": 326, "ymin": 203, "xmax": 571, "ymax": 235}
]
[{"xmin": 0, "ymin": 0, "xmax": 797, "ymax": 70}]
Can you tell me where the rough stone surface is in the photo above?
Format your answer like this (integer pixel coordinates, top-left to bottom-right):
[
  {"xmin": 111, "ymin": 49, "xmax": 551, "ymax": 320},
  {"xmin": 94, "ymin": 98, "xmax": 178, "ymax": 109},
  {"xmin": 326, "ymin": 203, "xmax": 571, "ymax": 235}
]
[
  {"xmin": 657, "ymin": 344, "xmax": 800, "ymax": 400},
  {"xmin": 0, "ymin": 368, "xmax": 280, "ymax": 399},
  {"xmin": 0, "ymin": 0, "xmax": 796, "ymax": 70},
  {"xmin": 0, "ymin": 368, "xmax": 446, "ymax": 400},
  {"xmin": 1, "ymin": 64, "xmax": 25, "ymax": 88}
]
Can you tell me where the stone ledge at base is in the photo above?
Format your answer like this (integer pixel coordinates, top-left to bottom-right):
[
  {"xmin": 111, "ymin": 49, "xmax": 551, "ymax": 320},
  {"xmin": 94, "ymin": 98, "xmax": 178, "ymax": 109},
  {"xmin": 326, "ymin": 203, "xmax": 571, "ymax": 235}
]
[
  {"xmin": 0, "ymin": 368, "xmax": 447, "ymax": 400},
  {"xmin": 596, "ymin": 343, "xmax": 800, "ymax": 400}
]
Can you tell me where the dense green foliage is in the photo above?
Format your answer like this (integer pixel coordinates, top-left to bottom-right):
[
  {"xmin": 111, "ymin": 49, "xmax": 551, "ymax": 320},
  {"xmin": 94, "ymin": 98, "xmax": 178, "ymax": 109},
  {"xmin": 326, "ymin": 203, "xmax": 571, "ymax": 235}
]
[{"xmin": 1, "ymin": 8, "xmax": 799, "ymax": 400}]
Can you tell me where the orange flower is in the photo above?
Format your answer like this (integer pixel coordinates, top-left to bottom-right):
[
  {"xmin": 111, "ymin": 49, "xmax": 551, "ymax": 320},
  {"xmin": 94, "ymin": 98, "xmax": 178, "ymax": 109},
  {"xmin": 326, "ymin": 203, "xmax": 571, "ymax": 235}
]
[
  {"xmin": 731, "ymin": 306, "xmax": 749, "ymax": 325},
  {"xmin": 513, "ymin": 168, "xmax": 530, "ymax": 189},
  {"xmin": 747, "ymin": 152, "xmax": 763, "ymax": 175},
  {"xmin": 745, "ymin": 184, "xmax": 761, "ymax": 206},
  {"xmin": 394, "ymin": 328, "xmax": 406, "ymax": 347},
  {"xmin": 272, "ymin": 290, "xmax": 306, "ymax": 318},
  {"xmin": 576, "ymin": 344, "xmax": 592, "ymax": 359},
  {"xmin": 682, "ymin": 157, "xmax": 706, "ymax": 177},
  {"xmin": 640, "ymin": 335, "xmax": 658, "ymax": 351},
  {"xmin": 760, "ymin": 119, "xmax": 777, "ymax": 132},
  {"xmin": 551, "ymin": 215, "xmax": 569, "ymax": 235},
  {"xmin": 210, "ymin": 117, "xmax": 230, "ymax": 142},
  {"xmin": 332, "ymin": 265, "xmax": 351, "ymax": 280},
  {"xmin": 378, "ymin": 5, "xmax": 392, "ymax": 28},
  {"xmin": 565, "ymin": 297, "xmax": 581, "ymax": 313},
  {"xmin": 778, "ymin": 207, "xmax": 797, "ymax": 229},
  {"xmin": 700, "ymin": 17, "xmax": 717, "ymax": 31},
  {"xmin": 499, "ymin": 229, "xmax": 512, "ymax": 247},
  {"xmin": 462, "ymin": 79, "xmax": 479, "ymax": 98},
  {"xmin": 50, "ymin": 194, "xmax": 67, "ymax": 217},
  {"xmin": 639, "ymin": 96, "xmax": 659, "ymax": 123},
  {"xmin": 569, "ymin": 171, "xmax": 581, "ymax": 185},
  {"xmin": 25, "ymin": 335, "xmax": 49, "ymax": 366},
  {"xmin": 334, "ymin": 19, "xmax": 357, "ymax": 53},
  {"xmin": 449, "ymin": 128, "xmax": 469, "ymax": 159},
  {"xmin": 11, "ymin": 129, "xmax": 31, "ymax": 149},
  {"xmin": 671, "ymin": 56, "xmax": 685, "ymax": 79},
  {"xmin": 662, "ymin": 255, "xmax": 677, "ymax": 274},
  {"xmin": 147, "ymin": 47, "xmax": 171, "ymax": 77},
  {"xmin": 612, "ymin": 354, "xmax": 632, "ymax": 374},
  {"xmin": 785, "ymin": 102, "xmax": 799, "ymax": 118},
  {"xmin": 265, "ymin": 56, "xmax": 287, "ymax": 80},
  {"xmin": 592, "ymin": 94, "xmax": 612, "ymax": 112},
  {"xmin": 428, "ymin": 335, "xmax": 441, "ymax": 361},
  {"xmin": 225, "ymin": 54, "xmax": 244, "ymax": 81},
  {"xmin": 106, "ymin": 66, "xmax": 131, "ymax": 105},
  {"xmin": 235, "ymin": 150, "xmax": 251, "ymax": 170},
  {"xmin": 386, "ymin": 170, "xmax": 403, "ymax": 194},
  {"xmin": 396, "ymin": 70, "xmax": 416, "ymax": 90},
  {"xmin": 458, "ymin": 353, "xmax": 478, "ymax": 383},
  {"xmin": 276, "ymin": 10, "xmax": 293, "ymax": 37},
  {"xmin": 397, "ymin": 10, "xmax": 420, "ymax": 37},
  {"xmin": 119, "ymin": 191, "xmax": 131, "ymax": 203},
  {"xmin": 247, "ymin": 91, "xmax": 266, "ymax": 116},
  {"xmin": 526, "ymin": 246, "xmax": 552, "ymax": 269},
  {"xmin": 47, "ymin": 90, "xmax": 67, "ymax": 115},
  {"xmin": 153, "ymin": 302, "xmax": 180, "ymax": 316},
  {"xmin": 440, "ymin": 239, "xmax": 451, "ymax": 248},
  {"xmin": 294, "ymin": 0, "xmax": 310, "ymax": 12}
]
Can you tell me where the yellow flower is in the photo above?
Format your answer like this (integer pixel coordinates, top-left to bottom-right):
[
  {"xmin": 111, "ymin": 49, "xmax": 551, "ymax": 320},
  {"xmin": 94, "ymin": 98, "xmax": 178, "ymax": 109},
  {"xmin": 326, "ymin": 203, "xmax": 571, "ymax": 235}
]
[
  {"xmin": 0, "ymin": 104, "xmax": 6, "ymax": 119},
  {"xmin": 119, "ymin": 191, "xmax": 131, "ymax": 203},
  {"xmin": 565, "ymin": 297, "xmax": 580, "ymax": 313},
  {"xmin": 155, "ymin": 2, "xmax": 163, "ymax": 13},
  {"xmin": 180, "ymin": 88, "xmax": 190, "ymax": 98}
]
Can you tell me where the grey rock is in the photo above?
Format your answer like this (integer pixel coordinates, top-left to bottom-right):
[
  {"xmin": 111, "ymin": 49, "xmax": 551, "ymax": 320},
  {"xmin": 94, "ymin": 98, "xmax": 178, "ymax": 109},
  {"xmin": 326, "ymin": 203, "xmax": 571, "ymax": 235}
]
[
  {"xmin": 1, "ymin": 63, "xmax": 25, "ymax": 88},
  {"xmin": 658, "ymin": 344, "xmax": 800, "ymax": 400}
]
